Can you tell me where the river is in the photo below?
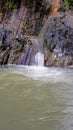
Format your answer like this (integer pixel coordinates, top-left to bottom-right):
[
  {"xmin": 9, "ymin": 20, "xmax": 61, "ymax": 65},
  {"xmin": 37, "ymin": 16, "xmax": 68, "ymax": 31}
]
[{"xmin": 0, "ymin": 65, "xmax": 73, "ymax": 130}]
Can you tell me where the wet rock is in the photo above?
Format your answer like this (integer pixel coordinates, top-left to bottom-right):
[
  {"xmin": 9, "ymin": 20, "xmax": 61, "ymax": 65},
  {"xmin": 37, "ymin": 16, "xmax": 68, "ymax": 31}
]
[
  {"xmin": 65, "ymin": 14, "xmax": 73, "ymax": 29},
  {"xmin": 22, "ymin": 0, "xmax": 51, "ymax": 36},
  {"xmin": 0, "ymin": 28, "xmax": 13, "ymax": 46},
  {"xmin": 0, "ymin": 28, "xmax": 27, "ymax": 65},
  {"xmin": 0, "ymin": 47, "xmax": 10, "ymax": 65},
  {"xmin": 8, "ymin": 39, "xmax": 25, "ymax": 64},
  {"xmin": 44, "ymin": 12, "xmax": 73, "ymax": 67}
]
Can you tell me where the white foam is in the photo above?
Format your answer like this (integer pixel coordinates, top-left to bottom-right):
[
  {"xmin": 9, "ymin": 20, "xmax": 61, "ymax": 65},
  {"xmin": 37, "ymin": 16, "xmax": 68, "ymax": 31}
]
[{"xmin": 35, "ymin": 52, "xmax": 44, "ymax": 66}]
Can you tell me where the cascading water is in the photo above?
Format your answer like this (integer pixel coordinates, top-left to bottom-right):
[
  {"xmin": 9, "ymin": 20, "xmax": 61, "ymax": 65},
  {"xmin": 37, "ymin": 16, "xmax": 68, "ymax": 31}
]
[
  {"xmin": 18, "ymin": 38, "xmax": 44, "ymax": 66},
  {"xmin": 35, "ymin": 52, "xmax": 44, "ymax": 66}
]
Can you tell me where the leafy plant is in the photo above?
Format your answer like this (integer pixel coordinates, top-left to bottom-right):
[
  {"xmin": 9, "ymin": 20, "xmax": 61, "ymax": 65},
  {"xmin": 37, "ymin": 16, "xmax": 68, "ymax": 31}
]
[
  {"xmin": 63, "ymin": 0, "xmax": 73, "ymax": 9},
  {"xmin": 67, "ymin": 0, "xmax": 73, "ymax": 8},
  {"xmin": 7, "ymin": 0, "xmax": 16, "ymax": 10}
]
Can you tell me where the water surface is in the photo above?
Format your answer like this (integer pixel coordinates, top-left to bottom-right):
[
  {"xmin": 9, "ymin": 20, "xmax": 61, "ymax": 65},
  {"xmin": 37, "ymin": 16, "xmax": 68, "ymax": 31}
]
[{"xmin": 0, "ymin": 65, "xmax": 73, "ymax": 130}]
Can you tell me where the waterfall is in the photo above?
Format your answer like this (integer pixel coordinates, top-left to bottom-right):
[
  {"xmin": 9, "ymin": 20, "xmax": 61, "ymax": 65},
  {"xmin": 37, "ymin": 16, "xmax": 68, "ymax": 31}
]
[
  {"xmin": 18, "ymin": 38, "xmax": 44, "ymax": 66},
  {"xmin": 35, "ymin": 52, "xmax": 44, "ymax": 66}
]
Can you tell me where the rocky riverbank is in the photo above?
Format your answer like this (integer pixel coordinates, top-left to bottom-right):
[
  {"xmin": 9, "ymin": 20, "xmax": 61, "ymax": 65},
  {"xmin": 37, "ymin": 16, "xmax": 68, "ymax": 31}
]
[{"xmin": 0, "ymin": 0, "xmax": 73, "ymax": 67}]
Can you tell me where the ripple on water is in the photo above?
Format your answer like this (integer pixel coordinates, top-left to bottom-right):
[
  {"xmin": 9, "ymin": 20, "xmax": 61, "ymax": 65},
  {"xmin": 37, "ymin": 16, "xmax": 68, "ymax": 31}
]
[{"xmin": 0, "ymin": 65, "xmax": 73, "ymax": 130}]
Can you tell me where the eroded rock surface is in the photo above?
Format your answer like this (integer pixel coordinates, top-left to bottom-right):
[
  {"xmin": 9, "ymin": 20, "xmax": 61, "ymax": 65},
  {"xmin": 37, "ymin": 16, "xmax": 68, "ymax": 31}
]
[
  {"xmin": 0, "ymin": 29, "xmax": 27, "ymax": 65},
  {"xmin": 0, "ymin": 1, "xmax": 73, "ymax": 67},
  {"xmin": 44, "ymin": 12, "xmax": 73, "ymax": 66}
]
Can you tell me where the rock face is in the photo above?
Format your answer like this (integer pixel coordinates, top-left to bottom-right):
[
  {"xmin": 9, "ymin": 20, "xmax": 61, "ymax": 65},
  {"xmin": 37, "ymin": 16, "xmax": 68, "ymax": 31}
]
[
  {"xmin": 0, "ymin": 28, "xmax": 44, "ymax": 66},
  {"xmin": 0, "ymin": 29, "xmax": 27, "ymax": 65},
  {"xmin": 0, "ymin": 1, "xmax": 73, "ymax": 67},
  {"xmin": 44, "ymin": 12, "xmax": 73, "ymax": 66}
]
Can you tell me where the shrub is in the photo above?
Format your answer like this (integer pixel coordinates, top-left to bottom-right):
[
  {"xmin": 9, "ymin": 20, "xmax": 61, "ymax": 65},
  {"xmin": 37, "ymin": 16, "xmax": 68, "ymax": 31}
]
[
  {"xmin": 7, "ymin": 0, "xmax": 16, "ymax": 10},
  {"xmin": 63, "ymin": 0, "xmax": 73, "ymax": 9}
]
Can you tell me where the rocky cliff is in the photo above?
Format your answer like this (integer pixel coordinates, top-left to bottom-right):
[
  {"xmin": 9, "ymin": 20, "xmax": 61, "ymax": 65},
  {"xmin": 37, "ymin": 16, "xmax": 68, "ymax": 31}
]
[{"xmin": 0, "ymin": 0, "xmax": 73, "ymax": 67}]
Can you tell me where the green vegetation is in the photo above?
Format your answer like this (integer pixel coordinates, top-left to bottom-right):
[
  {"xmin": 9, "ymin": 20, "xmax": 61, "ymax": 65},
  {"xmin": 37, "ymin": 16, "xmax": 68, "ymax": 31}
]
[
  {"xmin": 0, "ymin": 0, "xmax": 73, "ymax": 11},
  {"xmin": 63, "ymin": 0, "xmax": 73, "ymax": 9},
  {"xmin": 7, "ymin": 0, "xmax": 16, "ymax": 9}
]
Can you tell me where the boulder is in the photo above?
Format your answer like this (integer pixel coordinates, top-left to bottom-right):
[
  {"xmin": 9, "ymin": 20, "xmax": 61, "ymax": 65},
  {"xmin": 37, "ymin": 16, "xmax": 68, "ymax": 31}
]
[{"xmin": 44, "ymin": 12, "xmax": 73, "ymax": 66}]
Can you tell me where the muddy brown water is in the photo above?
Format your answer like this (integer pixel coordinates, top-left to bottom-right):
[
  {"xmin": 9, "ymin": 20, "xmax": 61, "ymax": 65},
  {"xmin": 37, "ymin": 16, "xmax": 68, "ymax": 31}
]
[{"xmin": 0, "ymin": 65, "xmax": 73, "ymax": 130}]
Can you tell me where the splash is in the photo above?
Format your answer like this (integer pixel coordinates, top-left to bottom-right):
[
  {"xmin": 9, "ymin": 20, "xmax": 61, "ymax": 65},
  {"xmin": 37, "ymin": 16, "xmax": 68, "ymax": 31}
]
[{"xmin": 35, "ymin": 52, "xmax": 44, "ymax": 66}]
